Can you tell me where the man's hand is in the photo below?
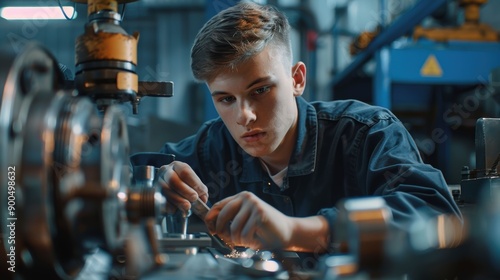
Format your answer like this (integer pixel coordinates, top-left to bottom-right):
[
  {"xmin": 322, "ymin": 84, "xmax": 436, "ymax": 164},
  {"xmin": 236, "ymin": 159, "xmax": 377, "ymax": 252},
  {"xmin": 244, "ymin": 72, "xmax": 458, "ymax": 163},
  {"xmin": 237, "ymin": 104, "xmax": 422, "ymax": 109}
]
[
  {"xmin": 157, "ymin": 161, "xmax": 208, "ymax": 213},
  {"xmin": 205, "ymin": 191, "xmax": 294, "ymax": 250}
]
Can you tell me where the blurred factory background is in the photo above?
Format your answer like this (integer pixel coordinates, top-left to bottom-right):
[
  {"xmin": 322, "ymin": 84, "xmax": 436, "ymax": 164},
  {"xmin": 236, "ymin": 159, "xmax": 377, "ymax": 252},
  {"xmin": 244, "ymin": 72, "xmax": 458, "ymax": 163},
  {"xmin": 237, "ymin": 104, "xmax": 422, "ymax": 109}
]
[{"xmin": 1, "ymin": 0, "xmax": 499, "ymax": 185}]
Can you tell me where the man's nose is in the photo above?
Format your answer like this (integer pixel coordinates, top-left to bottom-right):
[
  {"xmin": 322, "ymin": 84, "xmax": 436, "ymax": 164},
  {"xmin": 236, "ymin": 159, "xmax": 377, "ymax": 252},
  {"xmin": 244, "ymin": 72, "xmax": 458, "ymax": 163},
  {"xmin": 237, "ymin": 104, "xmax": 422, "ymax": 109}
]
[{"xmin": 236, "ymin": 101, "xmax": 256, "ymax": 127}]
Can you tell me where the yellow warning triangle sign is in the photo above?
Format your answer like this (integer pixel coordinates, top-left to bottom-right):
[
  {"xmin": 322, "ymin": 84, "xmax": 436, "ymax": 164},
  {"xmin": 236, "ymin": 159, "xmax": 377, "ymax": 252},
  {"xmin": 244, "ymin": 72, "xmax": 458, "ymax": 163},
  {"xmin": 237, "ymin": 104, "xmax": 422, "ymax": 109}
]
[{"xmin": 420, "ymin": 55, "xmax": 443, "ymax": 77}]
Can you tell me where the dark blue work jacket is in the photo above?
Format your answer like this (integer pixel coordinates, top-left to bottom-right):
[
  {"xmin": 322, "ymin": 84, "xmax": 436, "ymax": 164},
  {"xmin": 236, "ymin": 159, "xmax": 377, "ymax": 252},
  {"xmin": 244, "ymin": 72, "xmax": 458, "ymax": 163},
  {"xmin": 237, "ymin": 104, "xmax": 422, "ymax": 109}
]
[{"xmin": 159, "ymin": 96, "xmax": 461, "ymax": 246}]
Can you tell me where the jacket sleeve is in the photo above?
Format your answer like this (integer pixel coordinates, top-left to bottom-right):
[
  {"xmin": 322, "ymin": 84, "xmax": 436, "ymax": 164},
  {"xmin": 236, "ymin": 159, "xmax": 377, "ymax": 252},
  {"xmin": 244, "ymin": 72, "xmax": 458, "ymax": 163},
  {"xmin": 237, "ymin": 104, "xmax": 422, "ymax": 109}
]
[
  {"xmin": 317, "ymin": 115, "xmax": 462, "ymax": 250},
  {"xmin": 359, "ymin": 117, "xmax": 462, "ymax": 229}
]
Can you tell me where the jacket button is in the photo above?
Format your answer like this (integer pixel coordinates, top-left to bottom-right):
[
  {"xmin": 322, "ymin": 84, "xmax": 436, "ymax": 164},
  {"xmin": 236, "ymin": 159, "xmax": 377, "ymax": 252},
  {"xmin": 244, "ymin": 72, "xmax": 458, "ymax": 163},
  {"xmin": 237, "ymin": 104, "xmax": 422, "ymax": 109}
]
[{"xmin": 284, "ymin": 197, "xmax": 290, "ymax": 203}]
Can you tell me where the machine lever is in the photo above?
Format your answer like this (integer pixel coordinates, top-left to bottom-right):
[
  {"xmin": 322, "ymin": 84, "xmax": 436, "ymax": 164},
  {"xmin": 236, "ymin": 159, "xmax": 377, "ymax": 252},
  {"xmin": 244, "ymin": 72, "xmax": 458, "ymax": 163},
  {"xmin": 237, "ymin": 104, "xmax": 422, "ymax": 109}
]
[{"xmin": 138, "ymin": 81, "xmax": 174, "ymax": 98}]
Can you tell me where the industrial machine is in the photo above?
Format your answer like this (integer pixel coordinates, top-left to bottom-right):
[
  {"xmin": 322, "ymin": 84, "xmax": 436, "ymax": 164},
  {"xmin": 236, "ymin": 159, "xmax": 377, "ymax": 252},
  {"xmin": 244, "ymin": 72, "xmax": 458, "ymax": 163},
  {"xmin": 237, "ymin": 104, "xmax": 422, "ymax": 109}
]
[
  {"xmin": 460, "ymin": 118, "xmax": 500, "ymax": 204},
  {"xmin": 0, "ymin": 0, "xmax": 300, "ymax": 278},
  {"xmin": 333, "ymin": 0, "xmax": 500, "ymax": 184},
  {"xmin": 0, "ymin": 0, "xmax": 170, "ymax": 278},
  {"xmin": 1, "ymin": 0, "xmax": 500, "ymax": 279}
]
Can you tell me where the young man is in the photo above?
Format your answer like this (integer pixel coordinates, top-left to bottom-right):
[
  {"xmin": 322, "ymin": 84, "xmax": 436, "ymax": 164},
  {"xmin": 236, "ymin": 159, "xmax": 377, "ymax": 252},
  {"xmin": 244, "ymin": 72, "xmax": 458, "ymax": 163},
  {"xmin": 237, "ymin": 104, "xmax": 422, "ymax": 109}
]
[{"xmin": 158, "ymin": 1, "xmax": 461, "ymax": 253}]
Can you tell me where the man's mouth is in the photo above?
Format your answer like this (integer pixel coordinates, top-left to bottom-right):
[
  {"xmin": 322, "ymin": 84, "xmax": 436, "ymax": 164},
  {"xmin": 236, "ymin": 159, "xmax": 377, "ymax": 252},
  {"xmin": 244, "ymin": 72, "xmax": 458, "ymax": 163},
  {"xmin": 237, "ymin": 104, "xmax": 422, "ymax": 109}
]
[{"xmin": 241, "ymin": 131, "xmax": 266, "ymax": 142}]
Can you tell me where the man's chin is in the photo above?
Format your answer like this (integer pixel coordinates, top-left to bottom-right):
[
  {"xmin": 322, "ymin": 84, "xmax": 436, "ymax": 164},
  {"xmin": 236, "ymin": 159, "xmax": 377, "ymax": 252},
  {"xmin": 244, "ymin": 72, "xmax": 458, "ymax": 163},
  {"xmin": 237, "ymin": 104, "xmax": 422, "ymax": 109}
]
[{"xmin": 240, "ymin": 145, "xmax": 269, "ymax": 158}]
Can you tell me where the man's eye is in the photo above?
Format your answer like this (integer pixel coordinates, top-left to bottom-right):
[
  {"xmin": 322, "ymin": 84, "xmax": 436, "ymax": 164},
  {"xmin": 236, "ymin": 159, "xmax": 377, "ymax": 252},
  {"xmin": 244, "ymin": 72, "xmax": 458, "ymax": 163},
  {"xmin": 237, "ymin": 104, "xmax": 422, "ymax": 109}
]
[
  {"xmin": 254, "ymin": 86, "xmax": 270, "ymax": 95},
  {"xmin": 219, "ymin": 96, "xmax": 235, "ymax": 103}
]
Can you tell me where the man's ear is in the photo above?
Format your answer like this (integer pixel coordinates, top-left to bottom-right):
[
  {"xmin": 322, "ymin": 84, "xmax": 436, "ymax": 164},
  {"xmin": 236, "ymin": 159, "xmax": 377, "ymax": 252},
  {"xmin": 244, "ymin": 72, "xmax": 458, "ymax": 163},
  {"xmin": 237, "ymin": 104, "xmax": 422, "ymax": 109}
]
[{"xmin": 291, "ymin": 62, "xmax": 306, "ymax": 97}]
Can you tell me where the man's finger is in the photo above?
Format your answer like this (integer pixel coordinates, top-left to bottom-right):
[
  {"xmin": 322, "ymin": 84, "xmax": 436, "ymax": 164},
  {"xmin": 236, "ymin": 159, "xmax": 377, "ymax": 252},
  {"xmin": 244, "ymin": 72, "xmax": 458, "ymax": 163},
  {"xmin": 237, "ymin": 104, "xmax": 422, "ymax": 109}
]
[
  {"xmin": 229, "ymin": 201, "xmax": 252, "ymax": 245},
  {"xmin": 171, "ymin": 161, "xmax": 209, "ymax": 202},
  {"xmin": 205, "ymin": 196, "xmax": 234, "ymax": 233},
  {"xmin": 163, "ymin": 189, "xmax": 192, "ymax": 212},
  {"xmin": 161, "ymin": 162, "xmax": 199, "ymax": 202},
  {"xmin": 215, "ymin": 198, "xmax": 242, "ymax": 237}
]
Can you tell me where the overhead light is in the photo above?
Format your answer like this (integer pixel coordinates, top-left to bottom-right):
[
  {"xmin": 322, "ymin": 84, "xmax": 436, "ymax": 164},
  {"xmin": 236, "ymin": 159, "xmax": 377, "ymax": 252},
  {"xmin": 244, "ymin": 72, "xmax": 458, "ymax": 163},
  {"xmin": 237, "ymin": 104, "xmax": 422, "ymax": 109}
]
[{"xmin": 0, "ymin": 6, "xmax": 77, "ymax": 20}]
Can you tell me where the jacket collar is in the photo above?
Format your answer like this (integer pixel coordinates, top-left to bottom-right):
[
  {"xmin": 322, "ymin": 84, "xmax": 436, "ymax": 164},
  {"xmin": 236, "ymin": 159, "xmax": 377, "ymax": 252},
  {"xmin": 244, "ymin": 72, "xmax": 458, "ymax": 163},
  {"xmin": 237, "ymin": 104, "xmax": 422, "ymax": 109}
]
[{"xmin": 239, "ymin": 96, "xmax": 318, "ymax": 183}]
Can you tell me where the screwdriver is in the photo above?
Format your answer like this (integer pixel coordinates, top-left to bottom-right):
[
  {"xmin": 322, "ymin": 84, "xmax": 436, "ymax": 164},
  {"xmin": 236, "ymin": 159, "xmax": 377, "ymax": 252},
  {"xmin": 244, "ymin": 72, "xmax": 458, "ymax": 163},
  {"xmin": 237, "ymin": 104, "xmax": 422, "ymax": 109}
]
[{"xmin": 190, "ymin": 197, "xmax": 234, "ymax": 255}]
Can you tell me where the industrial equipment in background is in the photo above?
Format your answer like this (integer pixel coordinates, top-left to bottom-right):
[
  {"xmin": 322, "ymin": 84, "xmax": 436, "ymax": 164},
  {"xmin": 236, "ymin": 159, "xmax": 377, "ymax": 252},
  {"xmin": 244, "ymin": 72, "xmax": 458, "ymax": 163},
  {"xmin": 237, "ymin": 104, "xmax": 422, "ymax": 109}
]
[
  {"xmin": 460, "ymin": 118, "xmax": 500, "ymax": 204},
  {"xmin": 349, "ymin": 0, "xmax": 499, "ymax": 56},
  {"xmin": 1, "ymin": 0, "xmax": 500, "ymax": 279},
  {"xmin": 413, "ymin": 0, "xmax": 498, "ymax": 42},
  {"xmin": 333, "ymin": 0, "xmax": 500, "ymax": 184}
]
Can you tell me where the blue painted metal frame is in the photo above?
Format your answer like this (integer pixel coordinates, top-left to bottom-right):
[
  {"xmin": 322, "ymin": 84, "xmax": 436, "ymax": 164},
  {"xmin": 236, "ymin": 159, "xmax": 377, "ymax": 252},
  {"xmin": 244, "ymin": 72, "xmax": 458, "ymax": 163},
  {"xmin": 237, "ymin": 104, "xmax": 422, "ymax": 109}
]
[{"xmin": 332, "ymin": 0, "xmax": 448, "ymax": 89}]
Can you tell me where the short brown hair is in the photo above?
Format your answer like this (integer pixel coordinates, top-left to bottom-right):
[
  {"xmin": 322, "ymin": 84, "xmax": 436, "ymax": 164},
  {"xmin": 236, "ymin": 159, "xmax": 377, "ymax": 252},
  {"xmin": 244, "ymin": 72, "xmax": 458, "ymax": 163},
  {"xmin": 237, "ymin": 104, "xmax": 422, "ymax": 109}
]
[{"xmin": 190, "ymin": 1, "xmax": 292, "ymax": 82}]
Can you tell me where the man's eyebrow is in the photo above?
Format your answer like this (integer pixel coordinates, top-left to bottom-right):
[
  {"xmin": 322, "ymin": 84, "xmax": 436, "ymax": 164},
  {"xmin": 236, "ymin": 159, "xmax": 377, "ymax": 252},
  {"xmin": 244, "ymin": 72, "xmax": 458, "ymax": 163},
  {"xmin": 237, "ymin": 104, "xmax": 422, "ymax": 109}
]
[
  {"xmin": 211, "ymin": 91, "xmax": 227, "ymax": 96},
  {"xmin": 246, "ymin": 76, "xmax": 272, "ymax": 89},
  {"xmin": 210, "ymin": 76, "xmax": 273, "ymax": 96}
]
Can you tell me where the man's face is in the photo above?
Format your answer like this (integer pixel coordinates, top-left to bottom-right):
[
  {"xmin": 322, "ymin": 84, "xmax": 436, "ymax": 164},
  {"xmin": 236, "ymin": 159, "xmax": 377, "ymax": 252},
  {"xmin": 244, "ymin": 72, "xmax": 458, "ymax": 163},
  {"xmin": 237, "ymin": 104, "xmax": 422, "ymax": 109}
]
[{"xmin": 207, "ymin": 46, "xmax": 306, "ymax": 161}]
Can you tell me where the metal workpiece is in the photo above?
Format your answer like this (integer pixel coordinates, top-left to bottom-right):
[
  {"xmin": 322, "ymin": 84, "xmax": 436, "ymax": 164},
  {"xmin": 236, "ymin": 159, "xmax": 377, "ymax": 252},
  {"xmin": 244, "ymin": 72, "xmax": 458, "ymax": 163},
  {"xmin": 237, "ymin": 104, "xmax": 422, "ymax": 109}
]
[
  {"xmin": 129, "ymin": 159, "xmax": 233, "ymax": 262},
  {"xmin": 132, "ymin": 165, "xmax": 156, "ymax": 188},
  {"xmin": 333, "ymin": 197, "xmax": 393, "ymax": 272},
  {"xmin": 125, "ymin": 187, "xmax": 166, "ymax": 224},
  {"xmin": 129, "ymin": 152, "xmax": 175, "ymax": 188},
  {"xmin": 128, "ymin": 152, "xmax": 223, "ymax": 264},
  {"xmin": 164, "ymin": 209, "xmax": 191, "ymax": 236}
]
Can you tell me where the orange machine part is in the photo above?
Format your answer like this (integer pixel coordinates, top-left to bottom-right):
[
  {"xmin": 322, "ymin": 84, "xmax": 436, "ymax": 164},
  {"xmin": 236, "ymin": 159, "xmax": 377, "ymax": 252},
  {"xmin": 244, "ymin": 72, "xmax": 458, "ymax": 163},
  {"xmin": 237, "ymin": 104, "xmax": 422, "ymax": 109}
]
[
  {"xmin": 75, "ymin": 31, "xmax": 139, "ymax": 65},
  {"xmin": 117, "ymin": 72, "xmax": 139, "ymax": 93}
]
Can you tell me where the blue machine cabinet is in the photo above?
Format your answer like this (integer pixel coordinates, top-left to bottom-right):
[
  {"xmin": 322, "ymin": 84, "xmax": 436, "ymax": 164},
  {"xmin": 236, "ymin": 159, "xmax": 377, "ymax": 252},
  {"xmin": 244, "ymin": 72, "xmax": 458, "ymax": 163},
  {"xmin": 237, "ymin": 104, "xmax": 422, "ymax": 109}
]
[{"xmin": 375, "ymin": 40, "xmax": 500, "ymax": 109}]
